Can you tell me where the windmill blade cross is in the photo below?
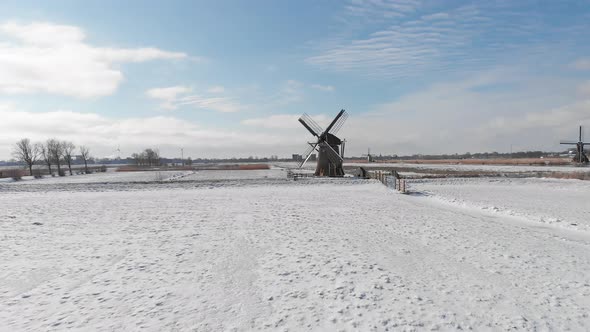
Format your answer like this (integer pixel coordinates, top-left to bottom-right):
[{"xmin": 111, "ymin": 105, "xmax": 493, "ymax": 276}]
[
  {"xmin": 299, "ymin": 113, "xmax": 323, "ymax": 137},
  {"xmin": 321, "ymin": 142, "xmax": 343, "ymax": 164},
  {"xmin": 299, "ymin": 142, "xmax": 318, "ymax": 168},
  {"xmin": 324, "ymin": 109, "xmax": 346, "ymax": 135},
  {"xmin": 329, "ymin": 111, "xmax": 348, "ymax": 135}
]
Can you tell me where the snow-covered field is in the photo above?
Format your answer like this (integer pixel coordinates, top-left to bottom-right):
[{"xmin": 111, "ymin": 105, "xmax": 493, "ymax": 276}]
[
  {"xmin": 411, "ymin": 177, "xmax": 590, "ymax": 232},
  {"xmin": 0, "ymin": 170, "xmax": 193, "ymax": 184},
  {"xmin": 1, "ymin": 169, "xmax": 590, "ymax": 330},
  {"xmin": 346, "ymin": 162, "xmax": 590, "ymax": 173}
]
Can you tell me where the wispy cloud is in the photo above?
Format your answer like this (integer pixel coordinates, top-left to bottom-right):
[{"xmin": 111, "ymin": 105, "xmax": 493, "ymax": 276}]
[
  {"xmin": 0, "ymin": 100, "xmax": 16, "ymax": 111},
  {"xmin": 0, "ymin": 21, "xmax": 188, "ymax": 98},
  {"xmin": 344, "ymin": 0, "xmax": 421, "ymax": 21},
  {"xmin": 573, "ymin": 58, "xmax": 590, "ymax": 70},
  {"xmin": 310, "ymin": 84, "xmax": 335, "ymax": 92},
  {"xmin": 146, "ymin": 85, "xmax": 242, "ymax": 113},
  {"xmin": 242, "ymin": 114, "xmax": 331, "ymax": 130},
  {"xmin": 207, "ymin": 86, "xmax": 225, "ymax": 94},
  {"xmin": 308, "ymin": 2, "xmax": 589, "ymax": 78},
  {"xmin": 261, "ymin": 80, "xmax": 305, "ymax": 107},
  {"xmin": 145, "ymin": 86, "xmax": 191, "ymax": 105},
  {"xmin": 308, "ymin": 5, "xmax": 492, "ymax": 77},
  {"xmin": 0, "ymin": 109, "xmax": 286, "ymax": 159},
  {"xmin": 315, "ymin": 66, "xmax": 589, "ymax": 155}
]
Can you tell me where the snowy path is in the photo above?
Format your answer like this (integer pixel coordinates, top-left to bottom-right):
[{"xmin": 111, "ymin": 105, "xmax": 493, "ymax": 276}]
[{"xmin": 1, "ymin": 179, "xmax": 589, "ymax": 330}]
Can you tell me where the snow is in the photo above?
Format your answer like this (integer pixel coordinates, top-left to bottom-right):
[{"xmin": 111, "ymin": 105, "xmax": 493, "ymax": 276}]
[
  {"xmin": 347, "ymin": 162, "xmax": 590, "ymax": 173},
  {"xmin": 1, "ymin": 170, "xmax": 195, "ymax": 185},
  {"xmin": 411, "ymin": 177, "xmax": 590, "ymax": 232},
  {"xmin": 1, "ymin": 170, "xmax": 590, "ymax": 330}
]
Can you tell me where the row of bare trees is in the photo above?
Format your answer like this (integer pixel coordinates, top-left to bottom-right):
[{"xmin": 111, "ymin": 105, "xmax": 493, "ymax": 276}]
[
  {"xmin": 131, "ymin": 148, "xmax": 161, "ymax": 167},
  {"xmin": 12, "ymin": 138, "xmax": 92, "ymax": 176}
]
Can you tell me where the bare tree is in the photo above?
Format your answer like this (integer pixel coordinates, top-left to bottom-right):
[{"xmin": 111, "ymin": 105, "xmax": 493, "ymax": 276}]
[
  {"xmin": 12, "ymin": 138, "xmax": 39, "ymax": 176},
  {"xmin": 145, "ymin": 148, "xmax": 160, "ymax": 166},
  {"xmin": 39, "ymin": 142, "xmax": 52, "ymax": 175},
  {"xmin": 79, "ymin": 145, "xmax": 91, "ymax": 173},
  {"xmin": 132, "ymin": 148, "xmax": 161, "ymax": 167},
  {"xmin": 47, "ymin": 139, "xmax": 64, "ymax": 176},
  {"xmin": 62, "ymin": 141, "xmax": 76, "ymax": 175},
  {"xmin": 131, "ymin": 152, "xmax": 141, "ymax": 166}
]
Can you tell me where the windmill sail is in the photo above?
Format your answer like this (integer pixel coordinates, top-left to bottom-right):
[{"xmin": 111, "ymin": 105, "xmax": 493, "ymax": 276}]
[
  {"xmin": 297, "ymin": 109, "xmax": 348, "ymax": 176},
  {"xmin": 324, "ymin": 109, "xmax": 345, "ymax": 135},
  {"xmin": 560, "ymin": 125, "xmax": 589, "ymax": 164},
  {"xmin": 329, "ymin": 111, "xmax": 348, "ymax": 135},
  {"xmin": 321, "ymin": 142, "xmax": 343, "ymax": 164},
  {"xmin": 299, "ymin": 113, "xmax": 323, "ymax": 137},
  {"xmin": 299, "ymin": 143, "xmax": 317, "ymax": 168}
]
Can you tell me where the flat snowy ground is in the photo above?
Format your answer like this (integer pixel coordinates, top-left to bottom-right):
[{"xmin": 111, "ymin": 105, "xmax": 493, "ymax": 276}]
[
  {"xmin": 348, "ymin": 162, "xmax": 590, "ymax": 173},
  {"xmin": 1, "ymin": 170, "xmax": 590, "ymax": 331}
]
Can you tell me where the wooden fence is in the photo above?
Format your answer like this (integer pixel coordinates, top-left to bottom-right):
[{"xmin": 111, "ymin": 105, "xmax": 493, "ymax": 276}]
[{"xmin": 368, "ymin": 170, "xmax": 407, "ymax": 193}]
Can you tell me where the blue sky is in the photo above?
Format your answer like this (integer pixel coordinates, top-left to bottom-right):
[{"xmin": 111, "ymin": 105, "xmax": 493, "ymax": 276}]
[{"xmin": 1, "ymin": 0, "xmax": 590, "ymax": 159}]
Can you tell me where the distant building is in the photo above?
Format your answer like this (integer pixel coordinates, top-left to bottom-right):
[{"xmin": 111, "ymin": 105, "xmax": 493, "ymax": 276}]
[
  {"xmin": 292, "ymin": 154, "xmax": 302, "ymax": 161},
  {"xmin": 309, "ymin": 153, "xmax": 317, "ymax": 161}
]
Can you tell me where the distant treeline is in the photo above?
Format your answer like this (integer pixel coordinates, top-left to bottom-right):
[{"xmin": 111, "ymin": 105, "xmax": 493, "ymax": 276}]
[
  {"xmin": 9, "ymin": 138, "xmax": 93, "ymax": 177},
  {"xmin": 3, "ymin": 148, "xmax": 581, "ymax": 169},
  {"xmin": 354, "ymin": 150, "xmax": 576, "ymax": 161}
]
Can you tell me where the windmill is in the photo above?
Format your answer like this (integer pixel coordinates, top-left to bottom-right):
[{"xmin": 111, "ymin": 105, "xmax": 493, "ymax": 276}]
[
  {"xmin": 298, "ymin": 109, "xmax": 348, "ymax": 177},
  {"xmin": 361, "ymin": 148, "xmax": 374, "ymax": 162},
  {"xmin": 560, "ymin": 126, "xmax": 589, "ymax": 163}
]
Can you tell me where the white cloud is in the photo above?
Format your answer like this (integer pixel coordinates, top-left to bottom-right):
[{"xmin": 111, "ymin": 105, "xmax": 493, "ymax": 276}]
[
  {"xmin": 146, "ymin": 85, "xmax": 242, "ymax": 113},
  {"xmin": 421, "ymin": 12, "xmax": 450, "ymax": 20},
  {"xmin": 482, "ymin": 100, "xmax": 590, "ymax": 133},
  {"xmin": 207, "ymin": 86, "xmax": 225, "ymax": 94},
  {"xmin": 3, "ymin": 68, "xmax": 587, "ymax": 160},
  {"xmin": 577, "ymin": 81, "xmax": 590, "ymax": 97},
  {"xmin": 0, "ymin": 101, "xmax": 16, "ymax": 111},
  {"xmin": 573, "ymin": 58, "xmax": 590, "ymax": 70},
  {"xmin": 344, "ymin": 0, "xmax": 421, "ymax": 21},
  {"xmin": 146, "ymin": 86, "xmax": 192, "ymax": 100},
  {"xmin": 321, "ymin": 68, "xmax": 588, "ymax": 155},
  {"xmin": 176, "ymin": 95, "xmax": 241, "ymax": 113},
  {"xmin": 0, "ymin": 21, "xmax": 188, "ymax": 98},
  {"xmin": 311, "ymin": 84, "xmax": 335, "ymax": 92},
  {"xmin": 310, "ymin": 2, "xmax": 585, "ymax": 78},
  {"xmin": 0, "ymin": 109, "xmax": 287, "ymax": 159},
  {"xmin": 307, "ymin": 5, "xmax": 489, "ymax": 77},
  {"xmin": 265, "ymin": 80, "xmax": 305, "ymax": 106},
  {"xmin": 264, "ymin": 64, "xmax": 278, "ymax": 72},
  {"xmin": 242, "ymin": 114, "xmax": 331, "ymax": 130}
]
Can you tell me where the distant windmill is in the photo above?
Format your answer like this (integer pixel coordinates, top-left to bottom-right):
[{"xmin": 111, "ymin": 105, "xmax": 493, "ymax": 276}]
[
  {"xmin": 361, "ymin": 148, "xmax": 374, "ymax": 162},
  {"xmin": 560, "ymin": 126, "xmax": 589, "ymax": 163},
  {"xmin": 298, "ymin": 109, "xmax": 348, "ymax": 177}
]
